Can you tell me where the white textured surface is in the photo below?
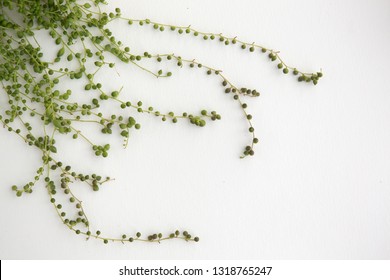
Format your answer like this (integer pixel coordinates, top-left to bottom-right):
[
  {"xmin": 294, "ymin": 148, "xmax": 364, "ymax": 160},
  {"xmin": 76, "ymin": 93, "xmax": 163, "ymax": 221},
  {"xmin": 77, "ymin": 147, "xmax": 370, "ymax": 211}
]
[{"xmin": 1, "ymin": 0, "xmax": 390, "ymax": 259}]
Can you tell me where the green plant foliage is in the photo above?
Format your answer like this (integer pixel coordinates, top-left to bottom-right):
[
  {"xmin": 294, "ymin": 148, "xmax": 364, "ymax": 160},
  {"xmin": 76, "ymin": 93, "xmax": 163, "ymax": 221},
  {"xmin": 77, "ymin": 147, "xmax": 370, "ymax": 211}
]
[{"xmin": 0, "ymin": 0, "xmax": 322, "ymax": 244}]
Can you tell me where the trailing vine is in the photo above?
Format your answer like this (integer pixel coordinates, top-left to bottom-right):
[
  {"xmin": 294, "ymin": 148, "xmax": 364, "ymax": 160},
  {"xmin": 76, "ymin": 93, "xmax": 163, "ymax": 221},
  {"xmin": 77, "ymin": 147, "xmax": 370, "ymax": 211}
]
[{"xmin": 0, "ymin": 0, "xmax": 323, "ymax": 245}]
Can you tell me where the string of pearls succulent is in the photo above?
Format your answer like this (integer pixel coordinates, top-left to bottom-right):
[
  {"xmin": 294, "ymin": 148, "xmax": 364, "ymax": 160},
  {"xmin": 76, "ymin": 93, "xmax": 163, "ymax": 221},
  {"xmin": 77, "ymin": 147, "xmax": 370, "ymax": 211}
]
[{"xmin": 0, "ymin": 0, "xmax": 322, "ymax": 244}]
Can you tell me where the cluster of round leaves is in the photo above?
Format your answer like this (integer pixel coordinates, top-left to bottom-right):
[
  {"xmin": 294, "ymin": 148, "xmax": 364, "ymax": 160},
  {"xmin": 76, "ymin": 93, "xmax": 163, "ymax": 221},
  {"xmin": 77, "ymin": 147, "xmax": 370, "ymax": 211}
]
[{"xmin": 1, "ymin": 0, "xmax": 321, "ymax": 245}]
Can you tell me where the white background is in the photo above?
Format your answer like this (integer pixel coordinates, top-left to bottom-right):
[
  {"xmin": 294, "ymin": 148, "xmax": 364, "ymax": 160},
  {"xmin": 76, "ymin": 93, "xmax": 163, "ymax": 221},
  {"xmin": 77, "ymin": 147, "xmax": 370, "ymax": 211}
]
[{"xmin": 0, "ymin": 0, "xmax": 389, "ymax": 259}]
